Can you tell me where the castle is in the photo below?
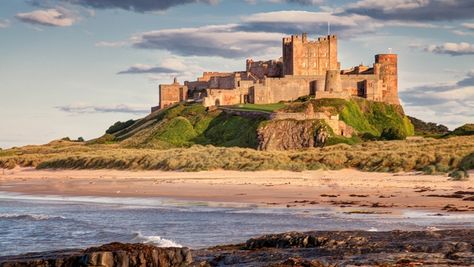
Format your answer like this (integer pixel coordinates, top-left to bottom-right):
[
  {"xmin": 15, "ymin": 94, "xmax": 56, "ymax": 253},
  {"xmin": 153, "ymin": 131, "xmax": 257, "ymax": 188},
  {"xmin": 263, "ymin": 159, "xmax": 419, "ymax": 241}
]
[{"xmin": 153, "ymin": 33, "xmax": 399, "ymax": 112}]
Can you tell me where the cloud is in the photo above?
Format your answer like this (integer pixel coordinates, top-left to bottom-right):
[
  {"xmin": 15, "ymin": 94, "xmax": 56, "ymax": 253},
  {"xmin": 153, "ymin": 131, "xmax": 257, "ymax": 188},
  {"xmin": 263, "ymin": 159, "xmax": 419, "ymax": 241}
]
[
  {"xmin": 462, "ymin": 22, "xmax": 474, "ymax": 30},
  {"xmin": 132, "ymin": 24, "xmax": 283, "ymax": 58},
  {"xmin": 344, "ymin": 0, "xmax": 474, "ymax": 21},
  {"xmin": 16, "ymin": 7, "xmax": 78, "ymax": 27},
  {"xmin": 56, "ymin": 104, "xmax": 150, "ymax": 114},
  {"xmin": 0, "ymin": 19, "xmax": 10, "ymax": 28},
  {"xmin": 424, "ymin": 42, "xmax": 474, "ymax": 56},
  {"xmin": 117, "ymin": 64, "xmax": 180, "ymax": 74},
  {"xmin": 266, "ymin": 0, "xmax": 324, "ymax": 4},
  {"xmin": 59, "ymin": 0, "xmax": 218, "ymax": 12},
  {"xmin": 130, "ymin": 11, "xmax": 384, "ymax": 58},
  {"xmin": 237, "ymin": 11, "xmax": 380, "ymax": 37},
  {"xmin": 401, "ymin": 70, "xmax": 474, "ymax": 127},
  {"xmin": 95, "ymin": 41, "xmax": 129, "ymax": 48}
]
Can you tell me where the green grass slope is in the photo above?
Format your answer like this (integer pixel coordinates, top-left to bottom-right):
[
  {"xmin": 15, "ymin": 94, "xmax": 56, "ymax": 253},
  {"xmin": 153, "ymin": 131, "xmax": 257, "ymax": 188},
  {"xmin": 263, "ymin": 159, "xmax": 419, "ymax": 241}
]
[
  {"xmin": 283, "ymin": 98, "xmax": 414, "ymax": 139},
  {"xmin": 93, "ymin": 103, "xmax": 265, "ymax": 149},
  {"xmin": 92, "ymin": 98, "xmax": 414, "ymax": 150}
]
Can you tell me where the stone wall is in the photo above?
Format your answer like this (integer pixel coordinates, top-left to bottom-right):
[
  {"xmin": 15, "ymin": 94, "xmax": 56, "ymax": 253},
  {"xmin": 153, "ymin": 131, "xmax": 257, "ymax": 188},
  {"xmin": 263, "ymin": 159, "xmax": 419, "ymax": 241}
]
[
  {"xmin": 197, "ymin": 72, "xmax": 232, "ymax": 82},
  {"xmin": 203, "ymin": 89, "xmax": 242, "ymax": 107},
  {"xmin": 253, "ymin": 75, "xmax": 325, "ymax": 104},
  {"xmin": 246, "ymin": 59, "xmax": 282, "ymax": 79}
]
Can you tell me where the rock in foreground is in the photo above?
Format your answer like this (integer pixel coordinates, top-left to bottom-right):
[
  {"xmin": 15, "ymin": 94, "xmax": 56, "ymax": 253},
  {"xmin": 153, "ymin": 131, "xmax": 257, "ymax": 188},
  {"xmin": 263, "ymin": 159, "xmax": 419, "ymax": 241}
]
[
  {"xmin": 1, "ymin": 230, "xmax": 473, "ymax": 267},
  {"xmin": 0, "ymin": 243, "xmax": 192, "ymax": 267},
  {"xmin": 194, "ymin": 229, "xmax": 474, "ymax": 266}
]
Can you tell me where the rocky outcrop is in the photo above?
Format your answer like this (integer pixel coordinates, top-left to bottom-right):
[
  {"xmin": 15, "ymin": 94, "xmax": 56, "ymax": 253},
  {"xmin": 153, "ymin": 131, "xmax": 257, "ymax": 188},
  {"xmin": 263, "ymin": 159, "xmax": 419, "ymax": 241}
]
[
  {"xmin": 0, "ymin": 243, "xmax": 192, "ymax": 267},
  {"xmin": 194, "ymin": 229, "xmax": 474, "ymax": 266},
  {"xmin": 2, "ymin": 230, "xmax": 474, "ymax": 267},
  {"xmin": 257, "ymin": 119, "xmax": 329, "ymax": 151}
]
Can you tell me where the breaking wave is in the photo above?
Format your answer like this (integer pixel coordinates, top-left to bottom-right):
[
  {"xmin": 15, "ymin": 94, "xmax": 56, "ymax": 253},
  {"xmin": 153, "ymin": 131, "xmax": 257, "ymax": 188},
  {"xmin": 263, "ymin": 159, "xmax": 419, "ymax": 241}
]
[
  {"xmin": 131, "ymin": 232, "xmax": 182, "ymax": 248},
  {"xmin": 0, "ymin": 213, "xmax": 66, "ymax": 221}
]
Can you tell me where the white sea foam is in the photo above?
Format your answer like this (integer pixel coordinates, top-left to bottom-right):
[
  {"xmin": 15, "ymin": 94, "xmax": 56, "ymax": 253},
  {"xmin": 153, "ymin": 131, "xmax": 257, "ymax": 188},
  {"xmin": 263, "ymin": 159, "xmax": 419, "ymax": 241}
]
[
  {"xmin": 367, "ymin": 227, "xmax": 378, "ymax": 232},
  {"xmin": 131, "ymin": 232, "xmax": 182, "ymax": 248},
  {"xmin": 0, "ymin": 213, "xmax": 65, "ymax": 221}
]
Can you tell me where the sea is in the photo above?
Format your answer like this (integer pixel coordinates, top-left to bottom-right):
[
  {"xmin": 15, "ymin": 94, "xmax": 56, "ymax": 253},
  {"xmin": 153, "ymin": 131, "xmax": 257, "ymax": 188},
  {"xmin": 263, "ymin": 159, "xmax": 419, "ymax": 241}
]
[{"xmin": 1, "ymin": 191, "xmax": 473, "ymax": 257}]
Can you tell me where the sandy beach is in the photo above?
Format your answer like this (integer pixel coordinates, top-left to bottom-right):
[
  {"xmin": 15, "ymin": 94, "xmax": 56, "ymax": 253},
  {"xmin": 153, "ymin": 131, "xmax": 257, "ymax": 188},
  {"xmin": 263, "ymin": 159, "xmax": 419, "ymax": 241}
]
[{"xmin": 0, "ymin": 167, "xmax": 473, "ymax": 214}]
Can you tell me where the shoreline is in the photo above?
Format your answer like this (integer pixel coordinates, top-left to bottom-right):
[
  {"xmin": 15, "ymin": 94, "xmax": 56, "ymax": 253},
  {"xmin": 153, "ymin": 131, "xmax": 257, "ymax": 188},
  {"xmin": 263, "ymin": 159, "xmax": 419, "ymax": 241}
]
[{"xmin": 1, "ymin": 167, "xmax": 473, "ymax": 214}]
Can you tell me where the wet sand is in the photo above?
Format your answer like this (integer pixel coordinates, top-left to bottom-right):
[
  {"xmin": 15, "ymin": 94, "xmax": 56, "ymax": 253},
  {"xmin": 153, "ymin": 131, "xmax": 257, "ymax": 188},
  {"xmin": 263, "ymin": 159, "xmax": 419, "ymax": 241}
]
[{"xmin": 0, "ymin": 167, "xmax": 473, "ymax": 214}]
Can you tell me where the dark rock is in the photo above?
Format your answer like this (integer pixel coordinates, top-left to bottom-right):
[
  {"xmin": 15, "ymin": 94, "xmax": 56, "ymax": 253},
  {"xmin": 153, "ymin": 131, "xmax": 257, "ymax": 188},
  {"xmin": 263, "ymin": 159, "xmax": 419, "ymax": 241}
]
[
  {"xmin": 0, "ymin": 243, "xmax": 192, "ymax": 267},
  {"xmin": 2, "ymin": 230, "xmax": 474, "ymax": 267}
]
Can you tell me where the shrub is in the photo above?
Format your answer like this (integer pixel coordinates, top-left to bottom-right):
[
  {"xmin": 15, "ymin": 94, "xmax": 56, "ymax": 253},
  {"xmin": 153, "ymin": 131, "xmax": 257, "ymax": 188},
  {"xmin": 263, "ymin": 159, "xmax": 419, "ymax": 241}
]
[
  {"xmin": 106, "ymin": 119, "xmax": 136, "ymax": 134},
  {"xmin": 451, "ymin": 123, "xmax": 474, "ymax": 136},
  {"xmin": 449, "ymin": 170, "xmax": 469, "ymax": 181},
  {"xmin": 459, "ymin": 152, "xmax": 474, "ymax": 170},
  {"xmin": 381, "ymin": 127, "xmax": 406, "ymax": 140},
  {"xmin": 422, "ymin": 165, "xmax": 436, "ymax": 175}
]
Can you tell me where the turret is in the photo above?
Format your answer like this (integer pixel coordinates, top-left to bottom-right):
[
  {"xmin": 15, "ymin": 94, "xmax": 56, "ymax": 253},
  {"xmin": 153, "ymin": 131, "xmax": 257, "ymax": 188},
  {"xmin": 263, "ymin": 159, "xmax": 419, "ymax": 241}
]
[
  {"xmin": 324, "ymin": 69, "xmax": 342, "ymax": 92},
  {"xmin": 375, "ymin": 54, "xmax": 399, "ymax": 105}
]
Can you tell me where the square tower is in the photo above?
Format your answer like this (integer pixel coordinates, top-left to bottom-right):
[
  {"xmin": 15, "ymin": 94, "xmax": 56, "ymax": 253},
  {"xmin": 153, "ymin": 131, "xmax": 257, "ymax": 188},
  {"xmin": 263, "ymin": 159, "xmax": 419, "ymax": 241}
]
[{"xmin": 282, "ymin": 34, "xmax": 339, "ymax": 76}]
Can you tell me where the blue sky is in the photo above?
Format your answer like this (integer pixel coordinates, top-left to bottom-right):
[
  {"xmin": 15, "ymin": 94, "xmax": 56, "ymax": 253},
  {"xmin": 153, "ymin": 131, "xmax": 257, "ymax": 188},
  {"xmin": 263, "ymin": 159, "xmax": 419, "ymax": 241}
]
[{"xmin": 0, "ymin": 0, "xmax": 473, "ymax": 148}]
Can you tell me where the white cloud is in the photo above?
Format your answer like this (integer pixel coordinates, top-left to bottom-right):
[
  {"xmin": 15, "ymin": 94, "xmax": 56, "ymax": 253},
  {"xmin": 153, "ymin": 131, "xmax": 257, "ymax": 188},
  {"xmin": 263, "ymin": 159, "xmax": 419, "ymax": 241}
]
[
  {"xmin": 117, "ymin": 64, "xmax": 180, "ymax": 75},
  {"xmin": 401, "ymin": 70, "xmax": 474, "ymax": 128},
  {"xmin": 266, "ymin": 0, "xmax": 324, "ymax": 4},
  {"xmin": 0, "ymin": 19, "xmax": 10, "ymax": 28},
  {"xmin": 16, "ymin": 7, "xmax": 78, "ymax": 27},
  {"xmin": 239, "ymin": 11, "xmax": 380, "ymax": 37},
  {"xmin": 56, "ymin": 103, "xmax": 150, "ymax": 114},
  {"xmin": 95, "ymin": 41, "xmax": 129, "ymax": 47},
  {"xmin": 462, "ymin": 22, "xmax": 474, "ymax": 30},
  {"xmin": 425, "ymin": 42, "xmax": 474, "ymax": 56},
  {"xmin": 132, "ymin": 24, "xmax": 284, "ymax": 58}
]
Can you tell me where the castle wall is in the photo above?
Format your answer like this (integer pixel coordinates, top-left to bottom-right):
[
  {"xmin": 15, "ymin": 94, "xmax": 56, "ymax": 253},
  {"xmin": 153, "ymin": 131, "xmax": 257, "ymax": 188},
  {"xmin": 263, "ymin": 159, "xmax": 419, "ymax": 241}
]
[
  {"xmin": 246, "ymin": 59, "xmax": 282, "ymax": 79},
  {"xmin": 253, "ymin": 75, "xmax": 325, "ymax": 104},
  {"xmin": 197, "ymin": 72, "xmax": 232, "ymax": 82},
  {"xmin": 340, "ymin": 74, "xmax": 378, "ymax": 98},
  {"xmin": 202, "ymin": 89, "xmax": 243, "ymax": 107},
  {"xmin": 209, "ymin": 75, "xmax": 235, "ymax": 89}
]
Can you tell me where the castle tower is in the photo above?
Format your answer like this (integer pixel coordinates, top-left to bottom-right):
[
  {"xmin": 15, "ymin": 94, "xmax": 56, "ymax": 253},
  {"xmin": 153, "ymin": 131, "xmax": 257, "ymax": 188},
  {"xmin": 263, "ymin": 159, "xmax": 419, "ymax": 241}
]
[
  {"xmin": 282, "ymin": 34, "xmax": 338, "ymax": 76},
  {"xmin": 324, "ymin": 70, "xmax": 342, "ymax": 92},
  {"xmin": 375, "ymin": 54, "xmax": 399, "ymax": 105}
]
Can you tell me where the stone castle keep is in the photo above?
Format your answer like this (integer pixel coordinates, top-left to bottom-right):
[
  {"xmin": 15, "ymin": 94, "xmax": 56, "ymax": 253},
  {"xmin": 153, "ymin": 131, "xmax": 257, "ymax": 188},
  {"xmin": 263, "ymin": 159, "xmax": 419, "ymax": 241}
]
[{"xmin": 153, "ymin": 34, "xmax": 399, "ymax": 111}]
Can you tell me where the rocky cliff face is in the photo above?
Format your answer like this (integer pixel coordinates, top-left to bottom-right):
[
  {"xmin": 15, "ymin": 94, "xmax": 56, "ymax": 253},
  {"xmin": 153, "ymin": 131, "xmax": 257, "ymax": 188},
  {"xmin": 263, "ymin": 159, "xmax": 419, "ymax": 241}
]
[
  {"xmin": 257, "ymin": 119, "xmax": 329, "ymax": 151},
  {"xmin": 0, "ymin": 243, "xmax": 192, "ymax": 267}
]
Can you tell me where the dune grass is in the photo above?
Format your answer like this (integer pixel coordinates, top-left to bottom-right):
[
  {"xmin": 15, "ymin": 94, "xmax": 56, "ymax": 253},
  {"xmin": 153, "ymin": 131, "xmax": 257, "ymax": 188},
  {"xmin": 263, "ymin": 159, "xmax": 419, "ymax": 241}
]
[{"xmin": 1, "ymin": 136, "xmax": 473, "ymax": 175}]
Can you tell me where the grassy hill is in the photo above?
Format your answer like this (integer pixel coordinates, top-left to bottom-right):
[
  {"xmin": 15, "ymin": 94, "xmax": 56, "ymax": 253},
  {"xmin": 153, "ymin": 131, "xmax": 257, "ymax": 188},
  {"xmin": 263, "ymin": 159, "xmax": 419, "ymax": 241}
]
[
  {"xmin": 91, "ymin": 98, "xmax": 415, "ymax": 149},
  {"xmin": 93, "ymin": 104, "xmax": 264, "ymax": 149}
]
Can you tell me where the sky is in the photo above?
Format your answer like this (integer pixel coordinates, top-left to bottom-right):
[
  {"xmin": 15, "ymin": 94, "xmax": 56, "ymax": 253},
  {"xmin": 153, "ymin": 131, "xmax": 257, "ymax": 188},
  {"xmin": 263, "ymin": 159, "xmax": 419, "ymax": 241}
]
[{"xmin": 0, "ymin": 0, "xmax": 473, "ymax": 148}]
